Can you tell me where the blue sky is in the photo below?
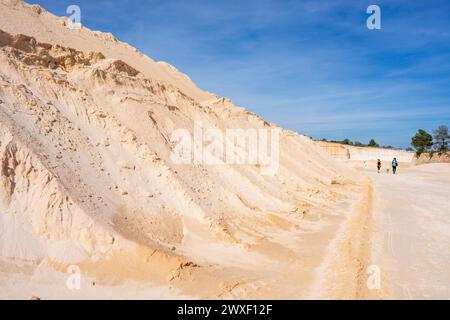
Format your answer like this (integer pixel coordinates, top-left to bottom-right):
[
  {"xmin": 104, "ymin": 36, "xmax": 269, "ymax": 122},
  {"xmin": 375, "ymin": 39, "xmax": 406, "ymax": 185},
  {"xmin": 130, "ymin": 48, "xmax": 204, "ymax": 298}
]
[{"xmin": 31, "ymin": 0, "xmax": 450, "ymax": 148}]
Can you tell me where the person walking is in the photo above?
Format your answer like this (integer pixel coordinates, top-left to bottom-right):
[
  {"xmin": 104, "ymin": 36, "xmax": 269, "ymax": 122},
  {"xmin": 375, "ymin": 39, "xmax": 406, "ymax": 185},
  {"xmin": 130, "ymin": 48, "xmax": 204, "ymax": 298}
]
[
  {"xmin": 377, "ymin": 159, "xmax": 382, "ymax": 173},
  {"xmin": 392, "ymin": 158, "xmax": 398, "ymax": 174}
]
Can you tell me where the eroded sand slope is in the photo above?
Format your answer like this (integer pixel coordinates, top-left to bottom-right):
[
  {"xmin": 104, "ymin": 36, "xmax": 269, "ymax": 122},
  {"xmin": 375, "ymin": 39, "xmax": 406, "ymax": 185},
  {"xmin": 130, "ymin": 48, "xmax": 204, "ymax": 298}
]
[{"xmin": 0, "ymin": 0, "xmax": 372, "ymax": 299}]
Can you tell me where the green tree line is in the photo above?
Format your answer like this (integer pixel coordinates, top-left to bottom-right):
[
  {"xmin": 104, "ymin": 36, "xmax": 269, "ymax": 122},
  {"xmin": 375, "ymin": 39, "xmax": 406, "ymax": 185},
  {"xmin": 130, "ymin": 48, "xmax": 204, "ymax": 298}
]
[{"xmin": 320, "ymin": 138, "xmax": 397, "ymax": 150}]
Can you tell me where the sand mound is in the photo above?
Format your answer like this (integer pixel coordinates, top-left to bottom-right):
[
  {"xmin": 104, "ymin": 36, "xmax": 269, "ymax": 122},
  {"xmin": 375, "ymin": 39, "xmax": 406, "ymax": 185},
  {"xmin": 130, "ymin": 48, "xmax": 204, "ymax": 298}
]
[
  {"xmin": 0, "ymin": 1, "xmax": 370, "ymax": 299},
  {"xmin": 0, "ymin": 0, "xmax": 213, "ymax": 102}
]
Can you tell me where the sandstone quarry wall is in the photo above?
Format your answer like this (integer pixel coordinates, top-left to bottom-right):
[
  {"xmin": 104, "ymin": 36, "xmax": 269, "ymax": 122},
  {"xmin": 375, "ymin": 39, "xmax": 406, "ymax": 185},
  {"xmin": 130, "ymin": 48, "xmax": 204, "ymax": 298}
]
[
  {"xmin": 413, "ymin": 152, "xmax": 450, "ymax": 165},
  {"xmin": 315, "ymin": 141, "xmax": 414, "ymax": 163}
]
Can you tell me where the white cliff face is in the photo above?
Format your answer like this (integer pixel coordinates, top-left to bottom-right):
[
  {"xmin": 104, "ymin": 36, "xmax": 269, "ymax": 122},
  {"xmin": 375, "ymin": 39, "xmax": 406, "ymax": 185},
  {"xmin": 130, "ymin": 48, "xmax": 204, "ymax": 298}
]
[
  {"xmin": 0, "ymin": 1, "xmax": 370, "ymax": 299},
  {"xmin": 315, "ymin": 141, "xmax": 414, "ymax": 163}
]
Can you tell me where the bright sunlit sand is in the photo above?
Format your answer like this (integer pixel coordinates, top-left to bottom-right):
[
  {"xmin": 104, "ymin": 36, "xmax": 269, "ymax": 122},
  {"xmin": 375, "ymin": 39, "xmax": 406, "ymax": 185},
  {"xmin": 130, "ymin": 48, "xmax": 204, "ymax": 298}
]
[{"xmin": 0, "ymin": 0, "xmax": 449, "ymax": 300}]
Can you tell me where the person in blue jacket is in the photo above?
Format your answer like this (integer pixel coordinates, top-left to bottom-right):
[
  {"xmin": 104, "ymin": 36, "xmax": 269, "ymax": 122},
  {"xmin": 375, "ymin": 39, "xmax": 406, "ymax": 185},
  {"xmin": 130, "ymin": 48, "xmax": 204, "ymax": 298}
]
[{"xmin": 392, "ymin": 158, "xmax": 398, "ymax": 174}]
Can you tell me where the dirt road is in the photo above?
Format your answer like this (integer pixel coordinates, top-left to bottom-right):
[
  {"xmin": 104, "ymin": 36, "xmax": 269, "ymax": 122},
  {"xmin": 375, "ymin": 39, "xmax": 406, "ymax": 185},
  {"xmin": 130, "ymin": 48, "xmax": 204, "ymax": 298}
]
[{"xmin": 367, "ymin": 163, "xmax": 450, "ymax": 299}]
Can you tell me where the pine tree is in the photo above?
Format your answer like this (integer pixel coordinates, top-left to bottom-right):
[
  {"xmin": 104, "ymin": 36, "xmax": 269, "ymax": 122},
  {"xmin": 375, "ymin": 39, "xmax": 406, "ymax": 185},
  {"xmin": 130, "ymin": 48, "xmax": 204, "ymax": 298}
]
[{"xmin": 411, "ymin": 129, "xmax": 433, "ymax": 157}]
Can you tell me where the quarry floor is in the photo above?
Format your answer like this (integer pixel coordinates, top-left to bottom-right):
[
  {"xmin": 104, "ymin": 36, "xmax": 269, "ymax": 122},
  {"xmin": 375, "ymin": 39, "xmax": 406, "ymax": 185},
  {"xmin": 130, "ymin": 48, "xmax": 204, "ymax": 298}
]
[
  {"xmin": 362, "ymin": 163, "xmax": 450, "ymax": 299},
  {"xmin": 1, "ymin": 163, "xmax": 449, "ymax": 299}
]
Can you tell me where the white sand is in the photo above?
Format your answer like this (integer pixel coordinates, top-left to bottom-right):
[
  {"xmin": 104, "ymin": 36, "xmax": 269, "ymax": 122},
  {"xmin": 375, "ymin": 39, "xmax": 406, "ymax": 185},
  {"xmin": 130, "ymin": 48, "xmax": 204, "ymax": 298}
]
[
  {"xmin": 0, "ymin": 0, "xmax": 448, "ymax": 300},
  {"xmin": 367, "ymin": 163, "xmax": 450, "ymax": 299}
]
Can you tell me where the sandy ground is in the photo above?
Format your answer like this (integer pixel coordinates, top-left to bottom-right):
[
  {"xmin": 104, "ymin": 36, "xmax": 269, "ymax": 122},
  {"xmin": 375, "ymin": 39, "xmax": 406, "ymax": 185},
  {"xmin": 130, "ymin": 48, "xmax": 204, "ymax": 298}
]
[
  {"xmin": 0, "ymin": 260, "xmax": 193, "ymax": 299},
  {"xmin": 365, "ymin": 163, "xmax": 450, "ymax": 299},
  {"xmin": 2, "ymin": 163, "xmax": 448, "ymax": 300}
]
